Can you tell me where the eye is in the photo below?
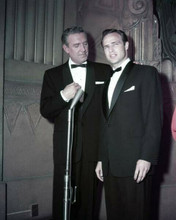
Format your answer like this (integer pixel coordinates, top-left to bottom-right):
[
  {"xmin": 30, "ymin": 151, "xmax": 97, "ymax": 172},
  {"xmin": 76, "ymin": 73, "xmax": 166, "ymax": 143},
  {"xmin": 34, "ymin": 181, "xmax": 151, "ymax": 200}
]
[
  {"xmin": 103, "ymin": 46, "xmax": 109, "ymax": 50},
  {"xmin": 114, "ymin": 42, "xmax": 119, "ymax": 46},
  {"xmin": 74, "ymin": 44, "xmax": 79, "ymax": 48}
]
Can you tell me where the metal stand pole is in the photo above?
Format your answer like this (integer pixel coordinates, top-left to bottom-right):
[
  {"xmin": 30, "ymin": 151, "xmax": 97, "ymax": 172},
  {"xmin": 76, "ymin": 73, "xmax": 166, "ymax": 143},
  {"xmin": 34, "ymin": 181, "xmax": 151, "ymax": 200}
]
[
  {"xmin": 63, "ymin": 88, "xmax": 83, "ymax": 220},
  {"xmin": 63, "ymin": 108, "xmax": 74, "ymax": 220}
]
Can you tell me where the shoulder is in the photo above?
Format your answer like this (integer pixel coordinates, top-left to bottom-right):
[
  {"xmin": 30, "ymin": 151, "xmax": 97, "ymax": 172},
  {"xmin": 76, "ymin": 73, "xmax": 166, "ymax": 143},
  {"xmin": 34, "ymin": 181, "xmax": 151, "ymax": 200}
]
[
  {"xmin": 132, "ymin": 63, "xmax": 159, "ymax": 78},
  {"xmin": 88, "ymin": 61, "xmax": 111, "ymax": 70},
  {"xmin": 45, "ymin": 62, "xmax": 67, "ymax": 74},
  {"xmin": 88, "ymin": 61, "xmax": 111, "ymax": 80},
  {"xmin": 133, "ymin": 63, "xmax": 158, "ymax": 73},
  {"xmin": 44, "ymin": 62, "xmax": 68, "ymax": 78}
]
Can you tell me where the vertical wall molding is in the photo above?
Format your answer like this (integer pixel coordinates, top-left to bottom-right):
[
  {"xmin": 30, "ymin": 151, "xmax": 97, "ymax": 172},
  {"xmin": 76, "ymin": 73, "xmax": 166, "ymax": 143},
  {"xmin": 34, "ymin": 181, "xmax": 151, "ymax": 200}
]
[
  {"xmin": 5, "ymin": 0, "xmax": 64, "ymax": 66},
  {"xmin": 0, "ymin": 0, "xmax": 5, "ymax": 182}
]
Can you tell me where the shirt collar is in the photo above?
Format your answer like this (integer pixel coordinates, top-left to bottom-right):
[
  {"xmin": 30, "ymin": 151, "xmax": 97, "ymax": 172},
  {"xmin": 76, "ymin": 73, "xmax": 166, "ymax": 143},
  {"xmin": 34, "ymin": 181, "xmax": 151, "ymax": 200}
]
[
  {"xmin": 112, "ymin": 58, "xmax": 130, "ymax": 72},
  {"xmin": 69, "ymin": 58, "xmax": 87, "ymax": 68}
]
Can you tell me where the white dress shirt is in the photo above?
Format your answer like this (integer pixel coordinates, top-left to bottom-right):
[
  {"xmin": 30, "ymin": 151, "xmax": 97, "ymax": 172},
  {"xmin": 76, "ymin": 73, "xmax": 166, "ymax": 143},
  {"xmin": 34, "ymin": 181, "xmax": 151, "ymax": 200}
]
[
  {"xmin": 69, "ymin": 59, "xmax": 87, "ymax": 91},
  {"xmin": 61, "ymin": 58, "xmax": 87, "ymax": 102},
  {"xmin": 108, "ymin": 58, "xmax": 130, "ymax": 108}
]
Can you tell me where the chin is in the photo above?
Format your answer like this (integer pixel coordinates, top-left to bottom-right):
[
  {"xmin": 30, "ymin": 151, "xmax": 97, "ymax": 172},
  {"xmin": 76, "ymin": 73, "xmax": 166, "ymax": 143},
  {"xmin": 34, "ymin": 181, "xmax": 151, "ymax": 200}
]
[{"xmin": 82, "ymin": 58, "xmax": 88, "ymax": 62}]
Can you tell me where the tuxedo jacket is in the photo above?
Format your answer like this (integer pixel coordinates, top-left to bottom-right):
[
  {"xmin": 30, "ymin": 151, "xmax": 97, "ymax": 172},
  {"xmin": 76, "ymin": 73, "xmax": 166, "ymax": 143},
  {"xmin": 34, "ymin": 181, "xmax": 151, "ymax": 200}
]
[
  {"xmin": 99, "ymin": 61, "xmax": 163, "ymax": 177},
  {"xmin": 40, "ymin": 61, "xmax": 111, "ymax": 165}
]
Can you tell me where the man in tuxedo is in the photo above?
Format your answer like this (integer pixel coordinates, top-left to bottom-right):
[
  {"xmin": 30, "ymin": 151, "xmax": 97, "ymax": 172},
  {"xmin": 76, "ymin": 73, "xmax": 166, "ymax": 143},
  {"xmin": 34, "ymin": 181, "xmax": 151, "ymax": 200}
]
[
  {"xmin": 40, "ymin": 26, "xmax": 111, "ymax": 219},
  {"xmin": 95, "ymin": 29, "xmax": 163, "ymax": 220}
]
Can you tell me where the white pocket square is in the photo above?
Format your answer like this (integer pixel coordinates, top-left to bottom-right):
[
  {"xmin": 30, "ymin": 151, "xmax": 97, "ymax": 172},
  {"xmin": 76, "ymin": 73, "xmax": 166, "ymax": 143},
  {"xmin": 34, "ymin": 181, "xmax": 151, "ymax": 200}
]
[
  {"xmin": 124, "ymin": 86, "xmax": 135, "ymax": 92},
  {"xmin": 95, "ymin": 81, "xmax": 105, "ymax": 85}
]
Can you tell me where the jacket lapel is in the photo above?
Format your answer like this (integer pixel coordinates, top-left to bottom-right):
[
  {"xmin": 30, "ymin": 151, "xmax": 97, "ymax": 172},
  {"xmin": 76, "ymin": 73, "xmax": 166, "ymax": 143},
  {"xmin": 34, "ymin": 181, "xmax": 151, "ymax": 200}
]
[
  {"xmin": 81, "ymin": 61, "xmax": 95, "ymax": 116},
  {"xmin": 105, "ymin": 61, "xmax": 134, "ymax": 118},
  {"xmin": 62, "ymin": 61, "xmax": 96, "ymax": 117},
  {"xmin": 102, "ymin": 78, "xmax": 110, "ymax": 119},
  {"xmin": 63, "ymin": 62, "xmax": 73, "ymax": 86}
]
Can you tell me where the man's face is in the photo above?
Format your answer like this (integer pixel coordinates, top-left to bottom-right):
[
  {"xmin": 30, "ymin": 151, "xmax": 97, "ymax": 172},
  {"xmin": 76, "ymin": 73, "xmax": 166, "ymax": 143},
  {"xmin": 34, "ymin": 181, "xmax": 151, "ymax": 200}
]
[
  {"xmin": 102, "ymin": 32, "xmax": 129, "ymax": 68},
  {"xmin": 63, "ymin": 33, "xmax": 88, "ymax": 64}
]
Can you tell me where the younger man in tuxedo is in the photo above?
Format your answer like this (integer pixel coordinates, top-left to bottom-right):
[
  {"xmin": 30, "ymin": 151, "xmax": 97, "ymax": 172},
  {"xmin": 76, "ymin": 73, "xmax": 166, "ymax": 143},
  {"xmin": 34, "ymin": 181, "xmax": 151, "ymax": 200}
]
[{"xmin": 95, "ymin": 29, "xmax": 163, "ymax": 220}]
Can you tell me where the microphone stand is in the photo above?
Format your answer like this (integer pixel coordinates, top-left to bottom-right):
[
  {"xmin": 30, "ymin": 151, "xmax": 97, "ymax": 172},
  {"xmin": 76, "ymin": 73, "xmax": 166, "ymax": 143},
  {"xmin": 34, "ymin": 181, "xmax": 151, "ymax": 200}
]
[{"xmin": 63, "ymin": 89, "xmax": 83, "ymax": 220}]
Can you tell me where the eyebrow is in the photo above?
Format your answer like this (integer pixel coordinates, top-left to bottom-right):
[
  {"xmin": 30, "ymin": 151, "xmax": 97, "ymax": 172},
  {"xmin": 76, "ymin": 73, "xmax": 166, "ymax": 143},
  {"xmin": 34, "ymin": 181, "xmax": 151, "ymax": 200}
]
[
  {"xmin": 73, "ymin": 41, "xmax": 88, "ymax": 46},
  {"xmin": 103, "ymin": 41, "xmax": 118, "ymax": 47}
]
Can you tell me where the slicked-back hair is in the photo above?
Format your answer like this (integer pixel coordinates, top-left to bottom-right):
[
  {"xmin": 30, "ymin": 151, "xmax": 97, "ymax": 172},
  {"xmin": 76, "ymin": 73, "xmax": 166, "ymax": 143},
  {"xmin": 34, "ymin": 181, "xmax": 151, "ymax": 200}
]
[
  {"xmin": 61, "ymin": 26, "xmax": 87, "ymax": 46},
  {"xmin": 101, "ymin": 29, "xmax": 128, "ymax": 46}
]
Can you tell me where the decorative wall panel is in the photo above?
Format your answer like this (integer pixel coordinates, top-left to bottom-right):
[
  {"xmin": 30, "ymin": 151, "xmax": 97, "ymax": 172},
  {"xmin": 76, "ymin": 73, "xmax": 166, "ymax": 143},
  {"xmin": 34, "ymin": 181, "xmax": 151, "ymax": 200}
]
[
  {"xmin": 0, "ymin": 0, "xmax": 5, "ymax": 184},
  {"xmin": 76, "ymin": 0, "xmax": 161, "ymax": 71},
  {"xmin": 3, "ymin": 0, "xmax": 64, "ymax": 218},
  {"xmin": 5, "ymin": 0, "xmax": 64, "ymax": 66},
  {"xmin": 4, "ymin": 81, "xmax": 53, "ymax": 180},
  {"xmin": 3, "ymin": 80, "xmax": 54, "ymax": 218}
]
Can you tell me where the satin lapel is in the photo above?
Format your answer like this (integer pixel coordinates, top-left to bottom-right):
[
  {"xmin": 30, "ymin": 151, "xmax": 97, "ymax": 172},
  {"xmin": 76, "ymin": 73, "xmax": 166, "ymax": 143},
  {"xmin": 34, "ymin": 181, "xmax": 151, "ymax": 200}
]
[
  {"xmin": 81, "ymin": 62, "xmax": 95, "ymax": 116},
  {"xmin": 63, "ymin": 62, "xmax": 73, "ymax": 86},
  {"xmin": 102, "ymin": 79, "xmax": 110, "ymax": 119},
  {"xmin": 109, "ymin": 61, "xmax": 134, "ymax": 116}
]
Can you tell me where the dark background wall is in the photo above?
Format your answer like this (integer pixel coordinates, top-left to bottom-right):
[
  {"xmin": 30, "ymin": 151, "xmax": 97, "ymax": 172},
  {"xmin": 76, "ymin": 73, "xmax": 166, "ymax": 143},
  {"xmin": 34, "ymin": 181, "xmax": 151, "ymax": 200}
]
[{"xmin": 0, "ymin": 0, "xmax": 175, "ymax": 219}]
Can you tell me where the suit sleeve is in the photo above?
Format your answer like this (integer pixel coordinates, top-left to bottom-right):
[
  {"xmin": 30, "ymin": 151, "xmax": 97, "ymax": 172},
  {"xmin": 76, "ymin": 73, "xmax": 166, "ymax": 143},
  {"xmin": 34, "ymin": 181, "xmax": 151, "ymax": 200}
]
[
  {"xmin": 140, "ymin": 68, "xmax": 163, "ymax": 165},
  {"xmin": 40, "ymin": 70, "xmax": 69, "ymax": 121}
]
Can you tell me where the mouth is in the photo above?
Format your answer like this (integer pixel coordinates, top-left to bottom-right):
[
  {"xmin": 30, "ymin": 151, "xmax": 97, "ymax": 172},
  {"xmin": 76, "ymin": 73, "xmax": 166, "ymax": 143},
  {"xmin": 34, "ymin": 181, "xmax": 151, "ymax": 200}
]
[
  {"xmin": 110, "ymin": 54, "xmax": 117, "ymax": 59},
  {"xmin": 80, "ymin": 53, "xmax": 88, "ymax": 57}
]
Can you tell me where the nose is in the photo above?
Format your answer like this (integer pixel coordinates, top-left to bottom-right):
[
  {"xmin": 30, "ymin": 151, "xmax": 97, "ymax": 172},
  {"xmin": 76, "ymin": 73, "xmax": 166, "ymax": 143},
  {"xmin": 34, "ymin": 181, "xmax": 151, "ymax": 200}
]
[
  {"xmin": 80, "ymin": 43, "xmax": 86, "ymax": 52},
  {"xmin": 109, "ymin": 45, "xmax": 114, "ymax": 53}
]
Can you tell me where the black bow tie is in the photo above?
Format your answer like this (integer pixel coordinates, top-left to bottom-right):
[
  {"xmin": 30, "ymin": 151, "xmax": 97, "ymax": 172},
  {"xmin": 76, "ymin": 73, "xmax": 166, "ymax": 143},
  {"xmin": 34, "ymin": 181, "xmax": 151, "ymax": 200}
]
[
  {"xmin": 71, "ymin": 64, "xmax": 87, "ymax": 68},
  {"xmin": 111, "ymin": 67, "xmax": 122, "ymax": 76}
]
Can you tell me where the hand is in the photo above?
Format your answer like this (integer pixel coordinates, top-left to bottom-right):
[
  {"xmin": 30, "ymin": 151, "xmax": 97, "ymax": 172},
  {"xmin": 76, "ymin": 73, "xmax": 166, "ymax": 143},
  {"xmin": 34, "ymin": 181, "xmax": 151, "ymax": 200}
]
[
  {"xmin": 133, "ymin": 61, "xmax": 144, "ymax": 65},
  {"xmin": 62, "ymin": 82, "xmax": 81, "ymax": 100},
  {"xmin": 134, "ymin": 160, "xmax": 151, "ymax": 183},
  {"xmin": 95, "ymin": 161, "xmax": 104, "ymax": 182}
]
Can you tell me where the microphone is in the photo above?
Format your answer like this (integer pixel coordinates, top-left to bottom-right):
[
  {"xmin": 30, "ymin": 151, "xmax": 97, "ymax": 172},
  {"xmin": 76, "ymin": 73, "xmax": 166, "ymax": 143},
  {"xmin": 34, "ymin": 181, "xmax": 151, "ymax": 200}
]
[{"xmin": 70, "ymin": 88, "xmax": 84, "ymax": 109}]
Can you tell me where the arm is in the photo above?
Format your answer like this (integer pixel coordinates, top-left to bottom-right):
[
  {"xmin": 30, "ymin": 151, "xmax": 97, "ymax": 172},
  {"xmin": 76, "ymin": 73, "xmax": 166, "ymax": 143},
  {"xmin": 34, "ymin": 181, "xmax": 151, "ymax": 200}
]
[
  {"xmin": 61, "ymin": 82, "xmax": 81, "ymax": 101},
  {"xmin": 140, "ymin": 68, "xmax": 163, "ymax": 164},
  {"xmin": 134, "ymin": 68, "xmax": 162, "ymax": 183},
  {"xmin": 40, "ymin": 70, "xmax": 80, "ymax": 120}
]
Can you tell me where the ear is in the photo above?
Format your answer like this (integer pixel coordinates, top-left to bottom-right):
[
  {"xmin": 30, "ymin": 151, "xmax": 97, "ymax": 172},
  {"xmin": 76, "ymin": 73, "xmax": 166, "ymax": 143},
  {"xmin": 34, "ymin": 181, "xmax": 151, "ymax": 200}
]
[
  {"xmin": 125, "ymin": 42, "xmax": 129, "ymax": 50},
  {"xmin": 63, "ymin": 44, "xmax": 69, "ymax": 54}
]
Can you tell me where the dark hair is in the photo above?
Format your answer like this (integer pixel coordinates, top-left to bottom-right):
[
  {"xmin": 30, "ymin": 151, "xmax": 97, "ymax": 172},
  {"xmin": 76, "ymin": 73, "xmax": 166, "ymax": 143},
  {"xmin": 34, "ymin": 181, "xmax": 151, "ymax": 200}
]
[
  {"xmin": 101, "ymin": 29, "xmax": 128, "ymax": 46},
  {"xmin": 61, "ymin": 26, "xmax": 87, "ymax": 46}
]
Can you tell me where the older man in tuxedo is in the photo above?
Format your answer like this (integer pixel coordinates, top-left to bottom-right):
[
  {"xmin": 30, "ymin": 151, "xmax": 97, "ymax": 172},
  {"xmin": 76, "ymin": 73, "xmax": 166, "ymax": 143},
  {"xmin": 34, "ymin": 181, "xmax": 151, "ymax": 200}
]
[
  {"xmin": 40, "ymin": 26, "xmax": 111, "ymax": 219},
  {"xmin": 96, "ymin": 29, "xmax": 163, "ymax": 220}
]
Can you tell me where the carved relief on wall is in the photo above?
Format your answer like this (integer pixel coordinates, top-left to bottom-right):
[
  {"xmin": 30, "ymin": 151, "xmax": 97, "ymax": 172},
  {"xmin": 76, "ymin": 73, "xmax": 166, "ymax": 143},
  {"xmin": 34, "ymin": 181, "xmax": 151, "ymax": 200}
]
[
  {"xmin": 156, "ymin": 1, "xmax": 176, "ymax": 82},
  {"xmin": 4, "ymin": 81, "xmax": 53, "ymax": 179},
  {"xmin": 157, "ymin": 2, "xmax": 176, "ymax": 65},
  {"xmin": 4, "ymin": 81, "xmax": 42, "ymax": 134},
  {"xmin": 76, "ymin": 0, "xmax": 161, "ymax": 68}
]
